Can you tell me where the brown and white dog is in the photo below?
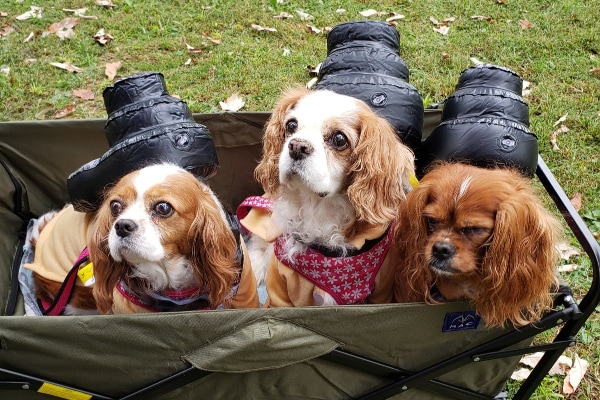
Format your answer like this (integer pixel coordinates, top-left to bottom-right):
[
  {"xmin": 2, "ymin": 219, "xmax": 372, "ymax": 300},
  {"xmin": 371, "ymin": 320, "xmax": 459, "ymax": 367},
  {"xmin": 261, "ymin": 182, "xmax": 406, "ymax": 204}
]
[
  {"xmin": 25, "ymin": 163, "xmax": 259, "ymax": 314},
  {"xmin": 239, "ymin": 87, "xmax": 415, "ymax": 307},
  {"xmin": 393, "ymin": 163, "xmax": 561, "ymax": 327}
]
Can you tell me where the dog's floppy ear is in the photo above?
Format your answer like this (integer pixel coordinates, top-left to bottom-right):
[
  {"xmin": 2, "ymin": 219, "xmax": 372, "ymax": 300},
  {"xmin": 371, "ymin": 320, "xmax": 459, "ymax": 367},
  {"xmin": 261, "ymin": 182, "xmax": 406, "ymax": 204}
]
[
  {"xmin": 479, "ymin": 183, "xmax": 561, "ymax": 327},
  {"xmin": 255, "ymin": 87, "xmax": 309, "ymax": 194},
  {"xmin": 393, "ymin": 180, "xmax": 435, "ymax": 304},
  {"xmin": 348, "ymin": 107, "xmax": 415, "ymax": 226},
  {"xmin": 189, "ymin": 191, "xmax": 240, "ymax": 308},
  {"xmin": 89, "ymin": 206, "xmax": 127, "ymax": 314}
]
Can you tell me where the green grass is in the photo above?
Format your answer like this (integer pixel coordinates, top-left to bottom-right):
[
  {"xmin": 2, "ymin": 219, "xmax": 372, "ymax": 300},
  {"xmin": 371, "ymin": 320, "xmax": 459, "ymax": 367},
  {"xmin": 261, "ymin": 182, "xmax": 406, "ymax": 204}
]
[{"xmin": 1, "ymin": 0, "xmax": 600, "ymax": 398}]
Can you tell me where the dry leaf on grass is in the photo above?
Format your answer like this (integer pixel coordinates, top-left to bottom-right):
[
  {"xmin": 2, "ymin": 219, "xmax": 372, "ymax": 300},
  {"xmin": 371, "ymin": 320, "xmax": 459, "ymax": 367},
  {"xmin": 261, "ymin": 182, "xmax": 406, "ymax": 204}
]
[
  {"xmin": 273, "ymin": 12, "xmax": 294, "ymax": 19},
  {"xmin": 23, "ymin": 32, "xmax": 35, "ymax": 42},
  {"xmin": 553, "ymin": 113, "xmax": 568, "ymax": 126},
  {"xmin": 336, "ymin": 9, "xmax": 347, "ymax": 14},
  {"xmin": 202, "ymin": 32, "xmax": 222, "ymax": 45},
  {"xmin": 1, "ymin": 66, "xmax": 10, "ymax": 76},
  {"xmin": 558, "ymin": 264, "xmax": 580, "ymax": 273},
  {"xmin": 105, "ymin": 61, "xmax": 121, "ymax": 80},
  {"xmin": 563, "ymin": 354, "xmax": 590, "ymax": 394},
  {"xmin": 470, "ymin": 57, "xmax": 484, "ymax": 65},
  {"xmin": 16, "ymin": 6, "xmax": 42, "ymax": 21},
  {"xmin": 472, "ymin": 15, "xmax": 492, "ymax": 22},
  {"xmin": 186, "ymin": 43, "xmax": 202, "ymax": 53},
  {"xmin": 570, "ymin": 192, "xmax": 583, "ymax": 212},
  {"xmin": 429, "ymin": 16, "xmax": 440, "ymax": 25},
  {"xmin": 52, "ymin": 104, "xmax": 76, "ymax": 119},
  {"xmin": 45, "ymin": 17, "xmax": 80, "ymax": 40},
  {"xmin": 72, "ymin": 88, "xmax": 95, "ymax": 101},
  {"xmin": 94, "ymin": 28, "xmax": 113, "ymax": 45},
  {"xmin": 511, "ymin": 368, "xmax": 532, "ymax": 381},
  {"xmin": 296, "ymin": 10, "xmax": 314, "ymax": 21},
  {"xmin": 184, "ymin": 58, "xmax": 192, "ymax": 66},
  {"xmin": 251, "ymin": 24, "xmax": 277, "ymax": 33},
  {"xmin": 519, "ymin": 19, "xmax": 534, "ymax": 29},
  {"xmin": 433, "ymin": 25, "xmax": 450, "ymax": 35},
  {"xmin": 550, "ymin": 125, "xmax": 570, "ymax": 151},
  {"xmin": 0, "ymin": 25, "xmax": 15, "ymax": 38},
  {"xmin": 50, "ymin": 61, "xmax": 83, "ymax": 73},
  {"xmin": 1, "ymin": 12, "xmax": 8, "ymax": 17},
  {"xmin": 94, "ymin": 0, "xmax": 115, "ymax": 8},
  {"xmin": 386, "ymin": 13, "xmax": 405, "ymax": 23},
  {"xmin": 589, "ymin": 67, "xmax": 600, "ymax": 75},
  {"xmin": 359, "ymin": 9, "xmax": 379, "ymax": 17},
  {"xmin": 557, "ymin": 242, "xmax": 582, "ymax": 260},
  {"xmin": 306, "ymin": 25, "xmax": 321, "ymax": 34},
  {"xmin": 522, "ymin": 80, "xmax": 532, "ymax": 96},
  {"xmin": 63, "ymin": 8, "xmax": 97, "ymax": 20},
  {"xmin": 219, "ymin": 93, "xmax": 245, "ymax": 112}
]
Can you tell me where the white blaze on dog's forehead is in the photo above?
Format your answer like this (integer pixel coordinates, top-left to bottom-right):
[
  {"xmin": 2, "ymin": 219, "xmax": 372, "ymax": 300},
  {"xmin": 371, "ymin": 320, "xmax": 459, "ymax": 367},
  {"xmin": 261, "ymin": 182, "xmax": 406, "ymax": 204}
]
[
  {"xmin": 293, "ymin": 90, "xmax": 360, "ymax": 120},
  {"xmin": 457, "ymin": 176, "xmax": 473, "ymax": 200},
  {"xmin": 133, "ymin": 164, "xmax": 183, "ymax": 194}
]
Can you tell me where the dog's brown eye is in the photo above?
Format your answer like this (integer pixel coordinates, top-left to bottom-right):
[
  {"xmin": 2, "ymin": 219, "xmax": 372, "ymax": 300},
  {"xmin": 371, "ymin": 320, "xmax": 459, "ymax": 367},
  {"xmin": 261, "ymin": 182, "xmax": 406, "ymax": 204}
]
[
  {"xmin": 330, "ymin": 132, "xmax": 349, "ymax": 150},
  {"xmin": 153, "ymin": 201, "xmax": 174, "ymax": 217},
  {"xmin": 462, "ymin": 227, "xmax": 487, "ymax": 236},
  {"xmin": 110, "ymin": 200, "xmax": 123, "ymax": 217},
  {"xmin": 285, "ymin": 119, "xmax": 298, "ymax": 135},
  {"xmin": 426, "ymin": 217, "xmax": 439, "ymax": 232}
]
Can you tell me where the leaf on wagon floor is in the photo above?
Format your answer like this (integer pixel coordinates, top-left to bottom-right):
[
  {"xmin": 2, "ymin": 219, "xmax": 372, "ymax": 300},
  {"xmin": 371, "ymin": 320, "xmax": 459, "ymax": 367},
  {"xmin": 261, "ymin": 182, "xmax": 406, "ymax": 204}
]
[
  {"xmin": 16, "ymin": 6, "xmax": 42, "ymax": 21},
  {"xmin": 50, "ymin": 61, "xmax": 83, "ymax": 73},
  {"xmin": 219, "ymin": 93, "xmax": 245, "ymax": 112},
  {"xmin": 105, "ymin": 61, "xmax": 121, "ymax": 80},
  {"xmin": 563, "ymin": 354, "xmax": 590, "ymax": 395},
  {"xmin": 72, "ymin": 88, "xmax": 95, "ymax": 101}
]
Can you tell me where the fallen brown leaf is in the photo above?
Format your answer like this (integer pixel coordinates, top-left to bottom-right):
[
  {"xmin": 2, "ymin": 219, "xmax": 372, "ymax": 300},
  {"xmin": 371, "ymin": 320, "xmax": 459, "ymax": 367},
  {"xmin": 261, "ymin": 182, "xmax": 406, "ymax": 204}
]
[
  {"xmin": 563, "ymin": 354, "xmax": 590, "ymax": 394},
  {"xmin": 105, "ymin": 61, "xmax": 121, "ymax": 80},
  {"xmin": 519, "ymin": 19, "xmax": 534, "ymax": 29},
  {"xmin": 186, "ymin": 43, "xmax": 202, "ymax": 53},
  {"xmin": 72, "ymin": 88, "xmax": 95, "ymax": 101},
  {"xmin": 273, "ymin": 12, "xmax": 294, "ymax": 19},
  {"xmin": 570, "ymin": 192, "xmax": 583, "ymax": 211},
  {"xmin": 251, "ymin": 24, "xmax": 277, "ymax": 32},
  {"xmin": 16, "ymin": 6, "xmax": 42, "ymax": 21},
  {"xmin": 23, "ymin": 32, "xmax": 35, "ymax": 42},
  {"xmin": 93, "ymin": 28, "xmax": 113, "ymax": 45},
  {"xmin": 52, "ymin": 104, "xmax": 76, "ymax": 119},
  {"xmin": 471, "ymin": 15, "xmax": 492, "ymax": 22},
  {"xmin": 433, "ymin": 25, "xmax": 450, "ymax": 35},
  {"xmin": 219, "ymin": 93, "xmax": 245, "ymax": 112},
  {"xmin": 557, "ymin": 242, "xmax": 582, "ymax": 260},
  {"xmin": 1, "ymin": 12, "xmax": 8, "ymax": 17},
  {"xmin": 553, "ymin": 113, "xmax": 568, "ymax": 126},
  {"xmin": 306, "ymin": 25, "xmax": 321, "ymax": 34},
  {"xmin": 558, "ymin": 264, "xmax": 580, "ymax": 273},
  {"xmin": 386, "ymin": 13, "xmax": 405, "ymax": 23},
  {"xmin": 94, "ymin": 0, "xmax": 115, "ymax": 8},
  {"xmin": 63, "ymin": 8, "xmax": 97, "ymax": 20},
  {"xmin": 550, "ymin": 125, "xmax": 570, "ymax": 151},
  {"xmin": 590, "ymin": 67, "xmax": 600, "ymax": 75},
  {"xmin": 296, "ymin": 10, "xmax": 314, "ymax": 20},
  {"xmin": 0, "ymin": 66, "xmax": 10, "ymax": 76},
  {"xmin": 201, "ymin": 32, "xmax": 221, "ymax": 45},
  {"xmin": 46, "ymin": 17, "xmax": 80, "ymax": 40},
  {"xmin": 0, "ymin": 24, "xmax": 14, "ymax": 38},
  {"xmin": 359, "ymin": 9, "xmax": 378, "ymax": 17},
  {"xmin": 429, "ymin": 16, "xmax": 440, "ymax": 25},
  {"xmin": 50, "ymin": 61, "xmax": 83, "ymax": 73}
]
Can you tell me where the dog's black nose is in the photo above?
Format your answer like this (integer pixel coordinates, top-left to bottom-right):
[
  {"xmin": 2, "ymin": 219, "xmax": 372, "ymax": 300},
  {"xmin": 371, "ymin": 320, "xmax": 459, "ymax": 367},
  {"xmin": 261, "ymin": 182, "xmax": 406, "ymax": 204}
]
[
  {"xmin": 115, "ymin": 219, "xmax": 138, "ymax": 238},
  {"xmin": 432, "ymin": 241, "xmax": 456, "ymax": 260},
  {"xmin": 288, "ymin": 138, "xmax": 313, "ymax": 160}
]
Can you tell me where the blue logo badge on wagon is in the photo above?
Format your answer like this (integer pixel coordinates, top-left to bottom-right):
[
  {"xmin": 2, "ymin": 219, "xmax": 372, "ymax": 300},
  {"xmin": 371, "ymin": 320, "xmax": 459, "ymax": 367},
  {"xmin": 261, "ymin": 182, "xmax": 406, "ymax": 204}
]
[{"xmin": 442, "ymin": 311, "xmax": 481, "ymax": 332}]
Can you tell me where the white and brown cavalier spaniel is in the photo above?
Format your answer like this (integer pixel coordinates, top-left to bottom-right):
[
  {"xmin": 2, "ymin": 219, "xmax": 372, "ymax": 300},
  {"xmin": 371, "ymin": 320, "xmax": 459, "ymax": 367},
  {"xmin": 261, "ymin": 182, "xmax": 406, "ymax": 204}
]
[
  {"xmin": 26, "ymin": 163, "xmax": 259, "ymax": 314},
  {"xmin": 239, "ymin": 87, "xmax": 415, "ymax": 307}
]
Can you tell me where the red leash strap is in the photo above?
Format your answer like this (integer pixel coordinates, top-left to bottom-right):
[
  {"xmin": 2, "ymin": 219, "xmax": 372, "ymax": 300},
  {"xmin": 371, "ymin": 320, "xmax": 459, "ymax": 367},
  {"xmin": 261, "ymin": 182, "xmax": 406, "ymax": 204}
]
[{"xmin": 40, "ymin": 248, "xmax": 89, "ymax": 316}]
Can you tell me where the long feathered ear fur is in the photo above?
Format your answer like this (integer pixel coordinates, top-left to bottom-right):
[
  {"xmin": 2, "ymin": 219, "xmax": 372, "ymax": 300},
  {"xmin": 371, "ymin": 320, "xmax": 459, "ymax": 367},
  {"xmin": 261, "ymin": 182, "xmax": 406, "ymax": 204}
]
[
  {"xmin": 188, "ymin": 195, "xmax": 240, "ymax": 308},
  {"xmin": 478, "ymin": 184, "xmax": 561, "ymax": 327},
  {"xmin": 393, "ymin": 181, "xmax": 436, "ymax": 304},
  {"xmin": 254, "ymin": 86, "xmax": 310, "ymax": 194},
  {"xmin": 90, "ymin": 207, "xmax": 128, "ymax": 314},
  {"xmin": 347, "ymin": 107, "xmax": 415, "ymax": 226}
]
